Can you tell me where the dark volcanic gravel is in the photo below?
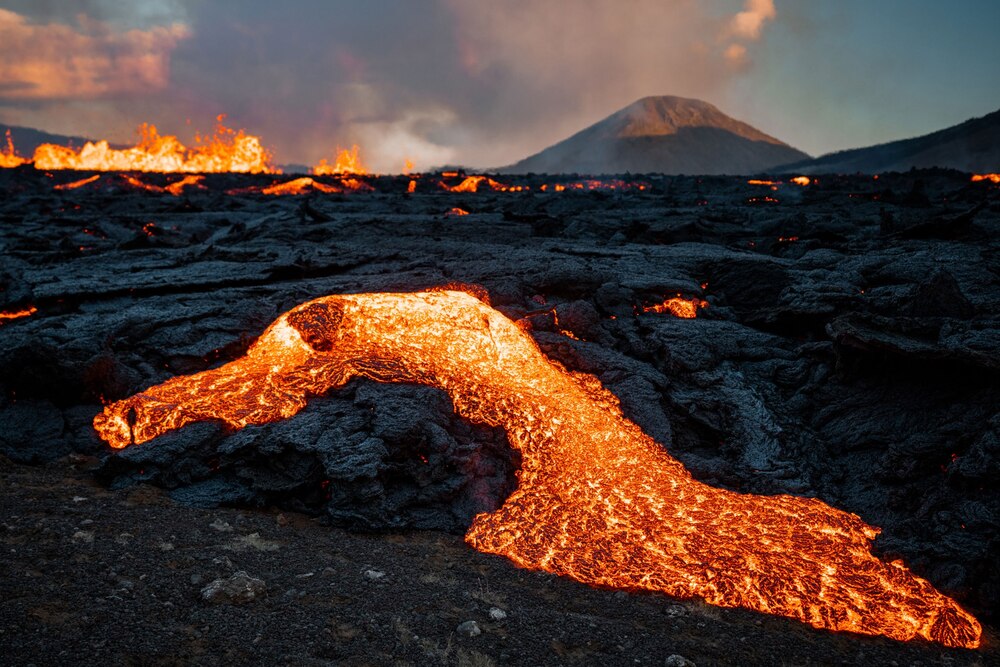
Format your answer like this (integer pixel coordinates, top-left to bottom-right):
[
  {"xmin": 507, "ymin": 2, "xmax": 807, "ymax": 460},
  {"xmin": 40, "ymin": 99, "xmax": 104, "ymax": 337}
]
[{"xmin": 1, "ymin": 167, "xmax": 999, "ymax": 665}]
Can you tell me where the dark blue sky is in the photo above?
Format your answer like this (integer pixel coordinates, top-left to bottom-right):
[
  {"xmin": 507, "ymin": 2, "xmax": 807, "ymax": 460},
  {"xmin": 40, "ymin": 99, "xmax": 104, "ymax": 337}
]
[{"xmin": 1, "ymin": 0, "xmax": 998, "ymax": 169}]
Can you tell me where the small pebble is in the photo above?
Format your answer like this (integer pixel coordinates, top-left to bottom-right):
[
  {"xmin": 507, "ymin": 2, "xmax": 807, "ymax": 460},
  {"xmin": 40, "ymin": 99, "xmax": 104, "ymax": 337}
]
[
  {"xmin": 456, "ymin": 620, "xmax": 481, "ymax": 637},
  {"xmin": 488, "ymin": 607, "xmax": 507, "ymax": 621}
]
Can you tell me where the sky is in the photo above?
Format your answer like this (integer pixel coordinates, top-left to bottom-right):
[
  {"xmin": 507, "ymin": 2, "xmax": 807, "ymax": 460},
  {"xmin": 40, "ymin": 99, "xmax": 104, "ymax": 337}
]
[{"xmin": 0, "ymin": 0, "xmax": 998, "ymax": 171}]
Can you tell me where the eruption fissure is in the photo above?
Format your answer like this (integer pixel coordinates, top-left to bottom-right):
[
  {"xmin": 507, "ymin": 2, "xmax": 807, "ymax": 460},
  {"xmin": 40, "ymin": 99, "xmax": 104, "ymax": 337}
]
[{"xmin": 92, "ymin": 289, "xmax": 981, "ymax": 648}]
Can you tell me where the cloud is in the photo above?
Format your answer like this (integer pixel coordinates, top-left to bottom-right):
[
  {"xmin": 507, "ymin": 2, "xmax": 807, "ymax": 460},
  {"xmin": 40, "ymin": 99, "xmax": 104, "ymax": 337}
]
[
  {"xmin": 0, "ymin": 1, "xmax": 781, "ymax": 169},
  {"xmin": 727, "ymin": 0, "xmax": 777, "ymax": 41},
  {"xmin": 0, "ymin": 8, "xmax": 189, "ymax": 101}
]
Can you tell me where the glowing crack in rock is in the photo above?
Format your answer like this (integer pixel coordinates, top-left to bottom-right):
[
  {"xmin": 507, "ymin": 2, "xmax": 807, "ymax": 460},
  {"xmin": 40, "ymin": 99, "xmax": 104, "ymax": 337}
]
[{"xmin": 93, "ymin": 290, "xmax": 981, "ymax": 648}]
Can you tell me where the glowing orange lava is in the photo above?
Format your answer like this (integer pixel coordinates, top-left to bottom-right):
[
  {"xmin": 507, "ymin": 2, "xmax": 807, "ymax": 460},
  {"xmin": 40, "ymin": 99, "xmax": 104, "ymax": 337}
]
[
  {"xmin": 260, "ymin": 177, "xmax": 342, "ymax": 195},
  {"xmin": 0, "ymin": 306, "xmax": 36, "ymax": 323},
  {"xmin": 791, "ymin": 176, "xmax": 812, "ymax": 186},
  {"xmin": 446, "ymin": 207, "xmax": 470, "ymax": 216},
  {"xmin": 313, "ymin": 146, "xmax": 367, "ymax": 175},
  {"xmin": 0, "ymin": 130, "xmax": 28, "ymax": 168},
  {"xmin": 971, "ymin": 173, "xmax": 1000, "ymax": 183},
  {"xmin": 747, "ymin": 179, "xmax": 778, "ymax": 186},
  {"xmin": 123, "ymin": 174, "xmax": 206, "ymax": 196},
  {"xmin": 33, "ymin": 116, "xmax": 278, "ymax": 174},
  {"xmin": 54, "ymin": 175, "xmax": 101, "ymax": 190},
  {"xmin": 93, "ymin": 290, "xmax": 981, "ymax": 648},
  {"xmin": 442, "ymin": 175, "xmax": 509, "ymax": 193},
  {"xmin": 642, "ymin": 296, "xmax": 707, "ymax": 319}
]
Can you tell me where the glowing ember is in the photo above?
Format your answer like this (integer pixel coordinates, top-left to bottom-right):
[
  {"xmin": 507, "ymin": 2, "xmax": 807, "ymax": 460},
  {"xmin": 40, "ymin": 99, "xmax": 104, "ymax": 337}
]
[
  {"xmin": 778, "ymin": 236, "xmax": 800, "ymax": 243},
  {"xmin": 313, "ymin": 146, "xmax": 367, "ymax": 175},
  {"xmin": 33, "ymin": 116, "xmax": 278, "ymax": 174},
  {"xmin": 93, "ymin": 290, "xmax": 981, "ymax": 648},
  {"xmin": 971, "ymin": 173, "xmax": 1000, "ymax": 183},
  {"xmin": 54, "ymin": 175, "xmax": 101, "ymax": 190},
  {"xmin": 642, "ymin": 296, "xmax": 707, "ymax": 319},
  {"xmin": 791, "ymin": 176, "xmax": 812, "ymax": 186},
  {"xmin": 0, "ymin": 130, "xmax": 28, "ymax": 168},
  {"xmin": 747, "ymin": 179, "xmax": 778, "ymax": 186},
  {"xmin": 0, "ymin": 306, "xmax": 36, "ymax": 323},
  {"xmin": 407, "ymin": 179, "xmax": 417, "ymax": 193},
  {"xmin": 446, "ymin": 207, "xmax": 470, "ymax": 216}
]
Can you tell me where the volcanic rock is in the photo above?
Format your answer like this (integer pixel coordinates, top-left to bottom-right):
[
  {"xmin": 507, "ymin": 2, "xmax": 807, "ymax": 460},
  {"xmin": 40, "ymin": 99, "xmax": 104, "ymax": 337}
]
[
  {"xmin": 201, "ymin": 571, "xmax": 267, "ymax": 604},
  {"xmin": 498, "ymin": 96, "xmax": 810, "ymax": 174},
  {"xmin": 0, "ymin": 168, "xmax": 997, "ymax": 643}
]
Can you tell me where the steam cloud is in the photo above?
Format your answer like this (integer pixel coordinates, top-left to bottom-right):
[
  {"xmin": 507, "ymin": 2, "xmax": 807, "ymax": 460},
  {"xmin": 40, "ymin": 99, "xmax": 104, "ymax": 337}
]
[{"xmin": 0, "ymin": 1, "xmax": 778, "ymax": 170}]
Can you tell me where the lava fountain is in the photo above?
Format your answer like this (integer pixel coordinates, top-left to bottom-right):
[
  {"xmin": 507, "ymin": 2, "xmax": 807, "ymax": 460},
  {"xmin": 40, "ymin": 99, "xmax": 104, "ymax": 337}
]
[
  {"xmin": 93, "ymin": 290, "xmax": 981, "ymax": 648},
  {"xmin": 32, "ymin": 116, "xmax": 278, "ymax": 173}
]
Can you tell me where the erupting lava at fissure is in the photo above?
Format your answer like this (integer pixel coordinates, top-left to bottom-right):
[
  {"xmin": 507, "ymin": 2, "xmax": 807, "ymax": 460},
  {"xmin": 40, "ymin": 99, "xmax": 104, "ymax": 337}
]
[
  {"xmin": 32, "ymin": 116, "xmax": 279, "ymax": 174},
  {"xmin": 93, "ymin": 290, "xmax": 981, "ymax": 648}
]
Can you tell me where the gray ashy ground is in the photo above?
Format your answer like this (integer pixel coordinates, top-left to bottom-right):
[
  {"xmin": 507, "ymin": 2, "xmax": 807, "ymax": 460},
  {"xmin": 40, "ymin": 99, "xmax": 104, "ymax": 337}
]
[{"xmin": 0, "ymin": 168, "xmax": 998, "ymax": 665}]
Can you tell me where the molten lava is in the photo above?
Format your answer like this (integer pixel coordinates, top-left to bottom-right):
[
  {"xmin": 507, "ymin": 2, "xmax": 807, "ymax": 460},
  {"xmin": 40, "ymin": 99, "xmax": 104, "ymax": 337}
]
[
  {"xmin": 971, "ymin": 173, "xmax": 1000, "ymax": 184},
  {"xmin": 260, "ymin": 177, "xmax": 342, "ymax": 196},
  {"xmin": 442, "ymin": 175, "xmax": 509, "ymax": 193},
  {"xmin": 0, "ymin": 130, "xmax": 28, "ymax": 168},
  {"xmin": 642, "ymin": 296, "xmax": 708, "ymax": 319},
  {"xmin": 123, "ymin": 174, "xmax": 206, "ymax": 196},
  {"xmin": 791, "ymin": 176, "xmax": 812, "ymax": 186},
  {"xmin": 313, "ymin": 146, "xmax": 367, "ymax": 175},
  {"xmin": 93, "ymin": 290, "xmax": 981, "ymax": 648},
  {"xmin": 54, "ymin": 175, "xmax": 101, "ymax": 190},
  {"xmin": 0, "ymin": 306, "xmax": 36, "ymax": 323},
  {"xmin": 446, "ymin": 207, "xmax": 470, "ymax": 216},
  {"xmin": 32, "ymin": 116, "xmax": 278, "ymax": 174}
]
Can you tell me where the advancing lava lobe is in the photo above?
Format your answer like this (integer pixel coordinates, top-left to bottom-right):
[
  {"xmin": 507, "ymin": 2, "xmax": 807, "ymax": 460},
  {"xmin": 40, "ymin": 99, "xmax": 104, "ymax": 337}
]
[{"xmin": 93, "ymin": 290, "xmax": 982, "ymax": 648}]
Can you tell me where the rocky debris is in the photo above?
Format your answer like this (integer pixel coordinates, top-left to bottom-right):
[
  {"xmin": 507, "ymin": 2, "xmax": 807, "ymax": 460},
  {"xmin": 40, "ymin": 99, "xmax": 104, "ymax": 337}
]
[
  {"xmin": 488, "ymin": 607, "xmax": 507, "ymax": 621},
  {"xmin": 664, "ymin": 655, "xmax": 696, "ymax": 667},
  {"xmin": 200, "ymin": 571, "xmax": 267, "ymax": 604},
  {"xmin": 0, "ymin": 169, "xmax": 997, "ymax": 626},
  {"xmin": 363, "ymin": 569, "xmax": 386, "ymax": 582},
  {"xmin": 456, "ymin": 620, "xmax": 481, "ymax": 637}
]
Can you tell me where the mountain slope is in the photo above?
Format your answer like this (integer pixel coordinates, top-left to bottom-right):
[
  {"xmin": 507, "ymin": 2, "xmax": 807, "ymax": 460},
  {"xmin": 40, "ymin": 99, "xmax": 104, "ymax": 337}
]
[
  {"xmin": 498, "ymin": 96, "xmax": 810, "ymax": 175},
  {"xmin": 778, "ymin": 108, "xmax": 1000, "ymax": 174}
]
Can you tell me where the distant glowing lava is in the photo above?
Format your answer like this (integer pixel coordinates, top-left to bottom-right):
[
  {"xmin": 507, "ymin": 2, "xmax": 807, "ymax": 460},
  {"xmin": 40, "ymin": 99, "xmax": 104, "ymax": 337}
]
[
  {"xmin": 94, "ymin": 289, "xmax": 981, "ymax": 648},
  {"xmin": 32, "ymin": 116, "xmax": 278, "ymax": 174},
  {"xmin": 971, "ymin": 173, "xmax": 1000, "ymax": 184},
  {"xmin": 313, "ymin": 146, "xmax": 367, "ymax": 176},
  {"xmin": 0, "ymin": 130, "xmax": 28, "ymax": 168}
]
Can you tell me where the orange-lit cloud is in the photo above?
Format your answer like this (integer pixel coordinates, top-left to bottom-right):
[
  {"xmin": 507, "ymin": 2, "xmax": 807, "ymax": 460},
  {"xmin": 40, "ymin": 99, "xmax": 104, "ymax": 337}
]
[
  {"xmin": 0, "ymin": 9, "xmax": 189, "ymax": 101},
  {"xmin": 728, "ymin": 0, "xmax": 776, "ymax": 40}
]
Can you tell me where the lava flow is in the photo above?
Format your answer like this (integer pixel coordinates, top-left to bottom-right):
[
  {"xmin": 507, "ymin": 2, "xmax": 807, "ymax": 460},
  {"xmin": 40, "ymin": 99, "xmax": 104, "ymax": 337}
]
[
  {"xmin": 971, "ymin": 173, "xmax": 1000, "ymax": 184},
  {"xmin": 313, "ymin": 146, "xmax": 368, "ymax": 175},
  {"xmin": 32, "ymin": 116, "xmax": 278, "ymax": 173},
  {"xmin": 0, "ymin": 130, "xmax": 28, "ymax": 168},
  {"xmin": 643, "ymin": 295, "xmax": 708, "ymax": 319},
  {"xmin": 92, "ymin": 290, "xmax": 982, "ymax": 648},
  {"xmin": 0, "ymin": 306, "xmax": 36, "ymax": 324}
]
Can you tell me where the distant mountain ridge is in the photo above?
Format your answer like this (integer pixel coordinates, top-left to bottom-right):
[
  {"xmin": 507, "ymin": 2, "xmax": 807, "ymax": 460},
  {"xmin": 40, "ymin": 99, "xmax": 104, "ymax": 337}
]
[
  {"xmin": 497, "ymin": 96, "xmax": 811, "ymax": 175},
  {"xmin": 777, "ymin": 108, "xmax": 1000, "ymax": 174}
]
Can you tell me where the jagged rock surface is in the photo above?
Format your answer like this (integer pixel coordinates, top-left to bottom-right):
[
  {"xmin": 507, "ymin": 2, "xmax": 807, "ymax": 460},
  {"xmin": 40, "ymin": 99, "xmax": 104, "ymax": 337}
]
[{"xmin": 0, "ymin": 168, "xmax": 998, "ymax": 622}]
